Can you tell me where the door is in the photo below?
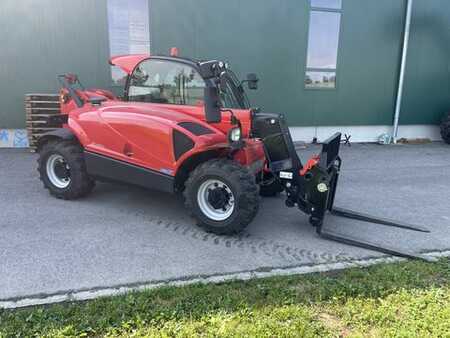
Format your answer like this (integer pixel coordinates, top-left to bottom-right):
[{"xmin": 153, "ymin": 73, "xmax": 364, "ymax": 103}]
[{"xmin": 102, "ymin": 59, "xmax": 208, "ymax": 171}]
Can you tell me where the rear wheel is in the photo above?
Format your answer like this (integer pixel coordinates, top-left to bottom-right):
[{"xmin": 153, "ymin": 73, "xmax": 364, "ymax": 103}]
[
  {"xmin": 441, "ymin": 112, "xmax": 450, "ymax": 144},
  {"xmin": 38, "ymin": 140, "xmax": 95, "ymax": 199},
  {"xmin": 184, "ymin": 159, "xmax": 260, "ymax": 235}
]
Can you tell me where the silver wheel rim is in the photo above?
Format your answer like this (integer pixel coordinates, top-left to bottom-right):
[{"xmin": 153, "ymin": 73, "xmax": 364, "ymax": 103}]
[
  {"xmin": 46, "ymin": 154, "xmax": 71, "ymax": 189},
  {"xmin": 197, "ymin": 179, "xmax": 235, "ymax": 221}
]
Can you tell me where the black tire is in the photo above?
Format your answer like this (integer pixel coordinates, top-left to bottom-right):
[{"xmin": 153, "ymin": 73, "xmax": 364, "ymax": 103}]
[
  {"xmin": 38, "ymin": 140, "xmax": 95, "ymax": 199},
  {"xmin": 259, "ymin": 173, "xmax": 284, "ymax": 197},
  {"xmin": 441, "ymin": 112, "xmax": 450, "ymax": 144},
  {"xmin": 184, "ymin": 158, "xmax": 260, "ymax": 235}
]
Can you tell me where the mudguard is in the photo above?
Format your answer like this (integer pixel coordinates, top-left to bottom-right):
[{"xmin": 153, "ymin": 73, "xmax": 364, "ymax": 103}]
[{"xmin": 36, "ymin": 128, "xmax": 77, "ymax": 150}]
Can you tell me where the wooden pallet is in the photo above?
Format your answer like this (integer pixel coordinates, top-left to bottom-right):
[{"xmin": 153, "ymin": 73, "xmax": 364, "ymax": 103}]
[
  {"xmin": 26, "ymin": 102, "xmax": 60, "ymax": 109},
  {"xmin": 25, "ymin": 94, "xmax": 59, "ymax": 101},
  {"xmin": 25, "ymin": 94, "xmax": 61, "ymax": 151}
]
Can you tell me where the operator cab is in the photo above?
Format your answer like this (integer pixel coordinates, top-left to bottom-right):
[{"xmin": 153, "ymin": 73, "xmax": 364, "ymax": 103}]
[{"xmin": 122, "ymin": 54, "xmax": 258, "ymax": 124}]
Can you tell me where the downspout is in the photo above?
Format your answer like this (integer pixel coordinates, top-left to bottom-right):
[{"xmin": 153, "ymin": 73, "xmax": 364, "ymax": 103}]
[{"xmin": 392, "ymin": 0, "xmax": 413, "ymax": 143}]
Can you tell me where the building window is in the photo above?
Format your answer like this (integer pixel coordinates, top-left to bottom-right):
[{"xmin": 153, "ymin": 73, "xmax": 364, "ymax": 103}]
[
  {"xmin": 311, "ymin": 0, "xmax": 342, "ymax": 10},
  {"xmin": 107, "ymin": 0, "xmax": 150, "ymax": 85},
  {"xmin": 305, "ymin": 0, "xmax": 342, "ymax": 89},
  {"xmin": 305, "ymin": 71, "xmax": 336, "ymax": 89}
]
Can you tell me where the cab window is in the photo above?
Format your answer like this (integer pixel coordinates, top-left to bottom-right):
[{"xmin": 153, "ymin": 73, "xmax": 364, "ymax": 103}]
[
  {"xmin": 220, "ymin": 78, "xmax": 241, "ymax": 109},
  {"xmin": 128, "ymin": 60, "xmax": 206, "ymax": 106}
]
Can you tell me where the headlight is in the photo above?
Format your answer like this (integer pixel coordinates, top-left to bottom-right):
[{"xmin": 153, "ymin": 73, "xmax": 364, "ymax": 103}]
[{"xmin": 228, "ymin": 127, "xmax": 242, "ymax": 143}]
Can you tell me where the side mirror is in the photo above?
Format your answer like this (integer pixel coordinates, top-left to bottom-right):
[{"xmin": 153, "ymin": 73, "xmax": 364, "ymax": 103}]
[
  {"xmin": 246, "ymin": 73, "xmax": 259, "ymax": 90},
  {"xmin": 204, "ymin": 87, "xmax": 221, "ymax": 123}
]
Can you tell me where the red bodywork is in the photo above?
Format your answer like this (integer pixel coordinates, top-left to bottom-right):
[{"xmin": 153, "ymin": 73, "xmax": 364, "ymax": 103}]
[{"xmin": 59, "ymin": 54, "xmax": 266, "ymax": 179}]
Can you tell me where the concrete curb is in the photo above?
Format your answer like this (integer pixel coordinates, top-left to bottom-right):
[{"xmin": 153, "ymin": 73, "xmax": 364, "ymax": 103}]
[{"xmin": 2, "ymin": 250, "xmax": 449, "ymax": 310}]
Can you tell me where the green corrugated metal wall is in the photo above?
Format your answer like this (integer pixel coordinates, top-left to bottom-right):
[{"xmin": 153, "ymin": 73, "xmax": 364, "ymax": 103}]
[
  {"xmin": 0, "ymin": 0, "xmax": 110, "ymax": 129},
  {"xmin": 400, "ymin": 0, "xmax": 450, "ymax": 124},
  {"xmin": 0, "ymin": 0, "xmax": 448, "ymax": 129}
]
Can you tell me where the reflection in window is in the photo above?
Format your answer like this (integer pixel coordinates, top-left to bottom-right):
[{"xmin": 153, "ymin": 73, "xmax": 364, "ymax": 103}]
[
  {"xmin": 311, "ymin": 0, "xmax": 342, "ymax": 10},
  {"xmin": 305, "ymin": 1, "xmax": 342, "ymax": 89},
  {"xmin": 305, "ymin": 71, "xmax": 336, "ymax": 89},
  {"xmin": 220, "ymin": 80, "xmax": 241, "ymax": 109},
  {"xmin": 306, "ymin": 11, "xmax": 341, "ymax": 69},
  {"xmin": 128, "ymin": 60, "xmax": 206, "ymax": 106}
]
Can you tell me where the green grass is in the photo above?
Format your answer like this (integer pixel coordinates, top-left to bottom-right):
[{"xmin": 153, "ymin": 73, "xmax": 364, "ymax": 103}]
[{"xmin": 0, "ymin": 258, "xmax": 449, "ymax": 337}]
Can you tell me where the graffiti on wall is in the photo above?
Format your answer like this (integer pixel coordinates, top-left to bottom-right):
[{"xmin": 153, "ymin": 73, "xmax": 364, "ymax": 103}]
[{"xmin": 0, "ymin": 129, "xmax": 29, "ymax": 148}]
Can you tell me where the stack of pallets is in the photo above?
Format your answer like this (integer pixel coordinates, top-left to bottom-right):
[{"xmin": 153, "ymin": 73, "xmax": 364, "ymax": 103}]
[{"xmin": 25, "ymin": 94, "xmax": 61, "ymax": 151}]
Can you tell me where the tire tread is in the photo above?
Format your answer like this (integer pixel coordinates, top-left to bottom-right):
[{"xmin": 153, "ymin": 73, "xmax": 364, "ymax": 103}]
[
  {"xmin": 184, "ymin": 158, "xmax": 259, "ymax": 235},
  {"xmin": 37, "ymin": 140, "xmax": 95, "ymax": 199}
]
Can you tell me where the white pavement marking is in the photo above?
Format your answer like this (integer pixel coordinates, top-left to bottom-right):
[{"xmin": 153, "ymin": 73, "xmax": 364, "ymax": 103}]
[{"xmin": 2, "ymin": 250, "xmax": 449, "ymax": 310}]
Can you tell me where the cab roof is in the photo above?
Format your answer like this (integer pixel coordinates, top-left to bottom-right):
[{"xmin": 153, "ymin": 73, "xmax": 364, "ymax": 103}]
[
  {"xmin": 109, "ymin": 54, "xmax": 150, "ymax": 74},
  {"xmin": 109, "ymin": 54, "xmax": 203, "ymax": 75}
]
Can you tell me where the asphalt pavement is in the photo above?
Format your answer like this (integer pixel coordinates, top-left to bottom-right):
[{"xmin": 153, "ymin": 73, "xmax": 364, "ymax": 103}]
[{"xmin": 1, "ymin": 143, "xmax": 449, "ymax": 302}]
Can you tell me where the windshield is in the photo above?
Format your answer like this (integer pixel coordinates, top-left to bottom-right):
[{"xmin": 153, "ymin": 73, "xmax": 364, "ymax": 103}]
[{"xmin": 219, "ymin": 70, "xmax": 250, "ymax": 110}]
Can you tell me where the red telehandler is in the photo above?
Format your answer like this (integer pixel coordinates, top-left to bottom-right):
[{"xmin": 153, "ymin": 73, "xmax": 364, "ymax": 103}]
[{"xmin": 36, "ymin": 52, "xmax": 432, "ymax": 261}]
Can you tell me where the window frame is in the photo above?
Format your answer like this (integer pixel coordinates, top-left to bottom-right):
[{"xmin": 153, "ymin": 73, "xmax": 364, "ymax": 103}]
[
  {"xmin": 124, "ymin": 56, "xmax": 249, "ymax": 110},
  {"xmin": 126, "ymin": 58, "xmax": 207, "ymax": 106},
  {"xmin": 310, "ymin": 0, "xmax": 342, "ymax": 11},
  {"xmin": 304, "ymin": 0, "xmax": 344, "ymax": 91}
]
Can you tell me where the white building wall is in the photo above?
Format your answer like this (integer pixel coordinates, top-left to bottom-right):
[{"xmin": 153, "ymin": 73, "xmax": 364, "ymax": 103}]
[{"xmin": 0, "ymin": 125, "xmax": 441, "ymax": 148}]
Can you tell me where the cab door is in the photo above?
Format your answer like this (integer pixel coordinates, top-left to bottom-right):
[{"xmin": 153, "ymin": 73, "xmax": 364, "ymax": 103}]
[
  {"xmin": 110, "ymin": 59, "xmax": 207, "ymax": 170},
  {"xmin": 126, "ymin": 58, "xmax": 206, "ymax": 107}
]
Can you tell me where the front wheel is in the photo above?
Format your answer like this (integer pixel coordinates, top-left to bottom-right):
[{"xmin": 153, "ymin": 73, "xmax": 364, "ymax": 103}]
[{"xmin": 184, "ymin": 159, "xmax": 260, "ymax": 235}]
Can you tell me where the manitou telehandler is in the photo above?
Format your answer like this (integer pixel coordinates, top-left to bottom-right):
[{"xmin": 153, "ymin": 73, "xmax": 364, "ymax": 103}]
[{"xmin": 36, "ymin": 51, "xmax": 432, "ymax": 261}]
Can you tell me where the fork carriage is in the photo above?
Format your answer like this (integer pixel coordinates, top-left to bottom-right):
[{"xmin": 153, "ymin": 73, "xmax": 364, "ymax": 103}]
[{"xmin": 253, "ymin": 113, "xmax": 432, "ymax": 262}]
